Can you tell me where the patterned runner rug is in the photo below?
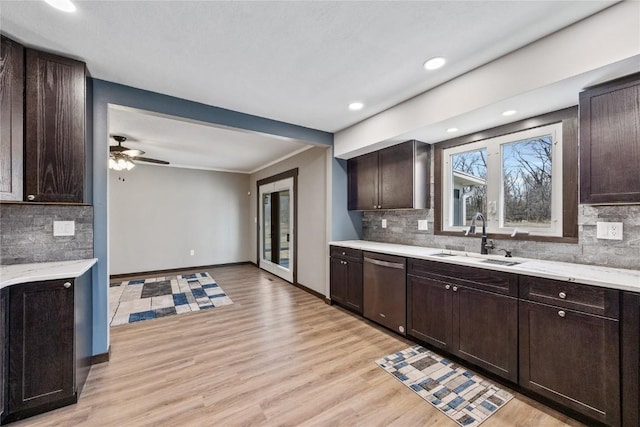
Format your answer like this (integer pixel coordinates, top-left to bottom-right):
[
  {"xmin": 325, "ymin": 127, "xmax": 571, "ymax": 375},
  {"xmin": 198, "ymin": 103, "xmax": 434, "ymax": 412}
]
[
  {"xmin": 109, "ymin": 272, "xmax": 233, "ymax": 326},
  {"xmin": 376, "ymin": 345, "xmax": 513, "ymax": 427}
]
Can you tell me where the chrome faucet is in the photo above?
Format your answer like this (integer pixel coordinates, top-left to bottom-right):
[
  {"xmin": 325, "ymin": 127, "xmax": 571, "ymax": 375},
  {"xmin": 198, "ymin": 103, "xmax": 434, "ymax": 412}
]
[{"xmin": 465, "ymin": 212, "xmax": 491, "ymax": 254}]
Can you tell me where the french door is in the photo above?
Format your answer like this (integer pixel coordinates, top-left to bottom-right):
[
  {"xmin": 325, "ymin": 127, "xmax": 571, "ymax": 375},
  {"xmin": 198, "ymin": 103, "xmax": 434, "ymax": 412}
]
[{"xmin": 259, "ymin": 176, "xmax": 294, "ymax": 283}]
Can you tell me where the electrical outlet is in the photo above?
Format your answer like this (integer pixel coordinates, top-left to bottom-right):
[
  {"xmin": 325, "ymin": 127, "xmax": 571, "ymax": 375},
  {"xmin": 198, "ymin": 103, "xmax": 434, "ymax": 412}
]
[
  {"xmin": 381, "ymin": 219, "xmax": 387, "ymax": 229},
  {"xmin": 53, "ymin": 221, "xmax": 75, "ymax": 236},
  {"xmin": 418, "ymin": 220, "xmax": 428, "ymax": 231},
  {"xmin": 190, "ymin": 249, "xmax": 195, "ymax": 256},
  {"xmin": 596, "ymin": 222, "xmax": 623, "ymax": 240}
]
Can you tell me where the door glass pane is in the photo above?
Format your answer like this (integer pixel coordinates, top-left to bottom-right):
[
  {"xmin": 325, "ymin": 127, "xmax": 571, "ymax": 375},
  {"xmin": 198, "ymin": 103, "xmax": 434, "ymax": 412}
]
[
  {"xmin": 278, "ymin": 190, "xmax": 290, "ymax": 269},
  {"xmin": 451, "ymin": 148, "xmax": 487, "ymax": 226},
  {"xmin": 502, "ymin": 136, "xmax": 552, "ymax": 228},
  {"xmin": 262, "ymin": 193, "xmax": 272, "ymax": 262}
]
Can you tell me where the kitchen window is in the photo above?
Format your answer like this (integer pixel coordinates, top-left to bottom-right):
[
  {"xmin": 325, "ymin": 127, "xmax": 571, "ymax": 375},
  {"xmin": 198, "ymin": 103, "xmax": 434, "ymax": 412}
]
[{"xmin": 441, "ymin": 123, "xmax": 563, "ymax": 237}]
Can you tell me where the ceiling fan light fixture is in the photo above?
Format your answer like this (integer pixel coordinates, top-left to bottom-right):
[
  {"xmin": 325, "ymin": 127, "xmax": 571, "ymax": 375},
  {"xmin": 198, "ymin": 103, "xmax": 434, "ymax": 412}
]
[{"xmin": 109, "ymin": 152, "xmax": 135, "ymax": 171}]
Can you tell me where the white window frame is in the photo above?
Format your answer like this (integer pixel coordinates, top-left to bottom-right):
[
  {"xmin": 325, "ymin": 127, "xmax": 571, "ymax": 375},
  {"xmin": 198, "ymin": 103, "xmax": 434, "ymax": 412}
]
[{"xmin": 442, "ymin": 123, "xmax": 563, "ymax": 237}]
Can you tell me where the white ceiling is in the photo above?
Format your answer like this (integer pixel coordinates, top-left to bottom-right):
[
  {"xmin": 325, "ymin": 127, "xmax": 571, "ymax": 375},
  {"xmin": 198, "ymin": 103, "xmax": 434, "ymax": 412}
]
[{"xmin": 0, "ymin": 1, "xmax": 621, "ymax": 171}]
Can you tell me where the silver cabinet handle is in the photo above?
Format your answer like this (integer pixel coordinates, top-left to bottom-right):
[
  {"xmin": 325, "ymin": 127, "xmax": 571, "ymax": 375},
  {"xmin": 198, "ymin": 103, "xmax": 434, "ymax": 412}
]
[
  {"xmin": 378, "ymin": 205, "xmax": 381, "ymax": 209},
  {"xmin": 445, "ymin": 284, "xmax": 451, "ymax": 290},
  {"xmin": 558, "ymin": 310, "xmax": 566, "ymax": 318},
  {"xmin": 559, "ymin": 292, "xmax": 566, "ymax": 299},
  {"xmin": 452, "ymin": 286, "xmax": 458, "ymax": 292},
  {"xmin": 27, "ymin": 195, "xmax": 35, "ymax": 201},
  {"xmin": 64, "ymin": 282, "xmax": 72, "ymax": 289}
]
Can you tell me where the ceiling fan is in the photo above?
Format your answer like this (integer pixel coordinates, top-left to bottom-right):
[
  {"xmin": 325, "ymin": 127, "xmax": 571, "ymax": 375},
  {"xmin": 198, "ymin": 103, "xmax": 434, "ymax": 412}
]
[{"xmin": 109, "ymin": 135, "xmax": 169, "ymax": 170}]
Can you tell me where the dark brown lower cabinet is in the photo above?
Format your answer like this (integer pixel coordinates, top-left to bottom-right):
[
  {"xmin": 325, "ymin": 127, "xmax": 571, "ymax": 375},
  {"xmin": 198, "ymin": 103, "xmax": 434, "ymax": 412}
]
[
  {"xmin": 519, "ymin": 300, "xmax": 620, "ymax": 426},
  {"xmin": 622, "ymin": 292, "xmax": 640, "ymax": 427},
  {"xmin": 1, "ymin": 289, "xmax": 7, "ymax": 422},
  {"xmin": 8, "ymin": 279, "xmax": 76, "ymax": 415},
  {"xmin": 3, "ymin": 268, "xmax": 93, "ymax": 424},
  {"xmin": 407, "ymin": 275, "xmax": 518, "ymax": 382},
  {"xmin": 330, "ymin": 254, "xmax": 363, "ymax": 314}
]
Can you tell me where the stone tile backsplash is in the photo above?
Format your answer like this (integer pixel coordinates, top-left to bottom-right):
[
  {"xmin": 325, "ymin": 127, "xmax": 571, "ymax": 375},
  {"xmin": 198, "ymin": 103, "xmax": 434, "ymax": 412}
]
[
  {"xmin": 0, "ymin": 203, "xmax": 93, "ymax": 265},
  {"xmin": 362, "ymin": 205, "xmax": 640, "ymax": 270}
]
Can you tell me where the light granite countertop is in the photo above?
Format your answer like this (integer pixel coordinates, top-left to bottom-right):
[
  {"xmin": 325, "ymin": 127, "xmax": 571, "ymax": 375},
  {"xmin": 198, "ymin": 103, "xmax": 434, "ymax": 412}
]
[
  {"xmin": 0, "ymin": 258, "xmax": 97, "ymax": 290},
  {"xmin": 330, "ymin": 240, "xmax": 640, "ymax": 293}
]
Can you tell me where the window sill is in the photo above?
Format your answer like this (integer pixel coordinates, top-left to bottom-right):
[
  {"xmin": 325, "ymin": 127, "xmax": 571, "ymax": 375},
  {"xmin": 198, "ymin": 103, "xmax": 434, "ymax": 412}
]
[{"xmin": 436, "ymin": 230, "xmax": 578, "ymax": 244}]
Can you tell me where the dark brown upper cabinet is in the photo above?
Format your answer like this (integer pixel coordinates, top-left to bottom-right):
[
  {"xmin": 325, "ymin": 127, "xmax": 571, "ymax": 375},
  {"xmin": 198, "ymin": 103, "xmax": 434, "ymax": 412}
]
[
  {"xmin": 348, "ymin": 140, "xmax": 430, "ymax": 210},
  {"xmin": 24, "ymin": 49, "xmax": 86, "ymax": 203},
  {"xmin": 0, "ymin": 36, "xmax": 24, "ymax": 201},
  {"xmin": 580, "ymin": 72, "xmax": 640, "ymax": 204}
]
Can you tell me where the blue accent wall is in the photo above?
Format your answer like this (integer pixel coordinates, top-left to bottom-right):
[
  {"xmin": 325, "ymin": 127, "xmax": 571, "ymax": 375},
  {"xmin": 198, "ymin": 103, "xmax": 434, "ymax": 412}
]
[{"xmin": 90, "ymin": 79, "xmax": 355, "ymax": 355}]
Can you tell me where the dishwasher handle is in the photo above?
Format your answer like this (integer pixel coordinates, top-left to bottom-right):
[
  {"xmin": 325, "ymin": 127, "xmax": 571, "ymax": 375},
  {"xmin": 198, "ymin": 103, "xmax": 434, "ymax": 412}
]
[{"xmin": 364, "ymin": 256, "xmax": 405, "ymax": 270}]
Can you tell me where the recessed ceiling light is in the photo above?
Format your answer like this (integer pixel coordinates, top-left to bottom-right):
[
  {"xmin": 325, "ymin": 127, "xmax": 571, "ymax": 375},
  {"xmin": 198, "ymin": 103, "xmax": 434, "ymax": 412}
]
[
  {"xmin": 423, "ymin": 57, "xmax": 446, "ymax": 71},
  {"xmin": 348, "ymin": 102, "xmax": 364, "ymax": 111},
  {"xmin": 502, "ymin": 110, "xmax": 517, "ymax": 116},
  {"xmin": 446, "ymin": 127, "xmax": 459, "ymax": 133},
  {"xmin": 43, "ymin": 0, "xmax": 76, "ymax": 12}
]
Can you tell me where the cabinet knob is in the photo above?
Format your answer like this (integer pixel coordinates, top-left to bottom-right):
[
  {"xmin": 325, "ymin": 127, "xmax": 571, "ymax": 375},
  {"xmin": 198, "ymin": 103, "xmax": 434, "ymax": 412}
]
[
  {"xmin": 378, "ymin": 205, "xmax": 381, "ymax": 209},
  {"xmin": 452, "ymin": 286, "xmax": 458, "ymax": 292},
  {"xmin": 63, "ymin": 282, "xmax": 72, "ymax": 289},
  {"xmin": 445, "ymin": 284, "xmax": 451, "ymax": 290},
  {"xmin": 558, "ymin": 310, "xmax": 566, "ymax": 318},
  {"xmin": 27, "ymin": 194, "xmax": 35, "ymax": 201},
  {"xmin": 558, "ymin": 292, "xmax": 566, "ymax": 299},
  {"xmin": 373, "ymin": 205, "xmax": 377, "ymax": 209},
  {"xmin": 342, "ymin": 252, "xmax": 345, "ymax": 256},
  {"xmin": 343, "ymin": 261, "xmax": 348, "ymax": 265}
]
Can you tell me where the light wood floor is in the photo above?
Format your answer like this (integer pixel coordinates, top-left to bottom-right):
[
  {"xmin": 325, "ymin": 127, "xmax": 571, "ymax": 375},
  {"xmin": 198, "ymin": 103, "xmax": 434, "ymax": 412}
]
[{"xmin": 13, "ymin": 265, "xmax": 585, "ymax": 427}]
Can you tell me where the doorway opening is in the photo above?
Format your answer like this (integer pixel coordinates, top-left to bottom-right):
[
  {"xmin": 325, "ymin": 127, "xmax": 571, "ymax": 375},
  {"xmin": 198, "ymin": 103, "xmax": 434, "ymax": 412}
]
[{"xmin": 257, "ymin": 169, "xmax": 298, "ymax": 283}]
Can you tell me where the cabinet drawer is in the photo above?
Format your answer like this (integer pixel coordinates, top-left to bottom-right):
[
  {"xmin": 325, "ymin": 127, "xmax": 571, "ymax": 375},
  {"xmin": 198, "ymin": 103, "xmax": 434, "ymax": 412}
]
[
  {"xmin": 408, "ymin": 258, "xmax": 517, "ymax": 297},
  {"xmin": 520, "ymin": 276, "xmax": 619, "ymax": 319},
  {"xmin": 330, "ymin": 246, "xmax": 362, "ymax": 262}
]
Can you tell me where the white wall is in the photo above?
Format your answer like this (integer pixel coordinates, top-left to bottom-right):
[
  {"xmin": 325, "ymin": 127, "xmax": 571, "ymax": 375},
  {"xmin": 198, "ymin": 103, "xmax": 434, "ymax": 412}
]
[
  {"xmin": 109, "ymin": 164, "xmax": 250, "ymax": 275},
  {"xmin": 249, "ymin": 146, "xmax": 330, "ymax": 295}
]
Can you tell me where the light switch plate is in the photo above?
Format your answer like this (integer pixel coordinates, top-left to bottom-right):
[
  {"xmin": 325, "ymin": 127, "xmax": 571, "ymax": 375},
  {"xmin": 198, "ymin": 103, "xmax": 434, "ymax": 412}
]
[
  {"xmin": 381, "ymin": 219, "xmax": 387, "ymax": 229},
  {"xmin": 596, "ymin": 221, "xmax": 623, "ymax": 240},
  {"xmin": 53, "ymin": 220, "xmax": 75, "ymax": 236},
  {"xmin": 418, "ymin": 220, "xmax": 428, "ymax": 231}
]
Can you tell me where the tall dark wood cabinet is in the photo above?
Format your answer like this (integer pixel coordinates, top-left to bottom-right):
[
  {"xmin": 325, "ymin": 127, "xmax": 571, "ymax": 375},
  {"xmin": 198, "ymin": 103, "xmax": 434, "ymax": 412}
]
[
  {"xmin": 407, "ymin": 259, "xmax": 518, "ymax": 382},
  {"xmin": 0, "ymin": 36, "xmax": 24, "ymax": 201},
  {"xmin": 329, "ymin": 246, "xmax": 363, "ymax": 314},
  {"xmin": 24, "ymin": 49, "xmax": 86, "ymax": 203},
  {"xmin": 347, "ymin": 140, "xmax": 430, "ymax": 210},
  {"xmin": 622, "ymin": 291, "xmax": 640, "ymax": 427},
  {"xmin": 519, "ymin": 276, "xmax": 620, "ymax": 426},
  {"xmin": 8, "ymin": 279, "xmax": 75, "ymax": 415},
  {"xmin": 579, "ymin": 72, "xmax": 640, "ymax": 204}
]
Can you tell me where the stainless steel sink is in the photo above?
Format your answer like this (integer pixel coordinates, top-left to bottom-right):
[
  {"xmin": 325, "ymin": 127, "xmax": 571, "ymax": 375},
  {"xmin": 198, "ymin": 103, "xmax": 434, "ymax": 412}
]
[
  {"xmin": 480, "ymin": 259, "xmax": 521, "ymax": 267},
  {"xmin": 430, "ymin": 252, "xmax": 456, "ymax": 257}
]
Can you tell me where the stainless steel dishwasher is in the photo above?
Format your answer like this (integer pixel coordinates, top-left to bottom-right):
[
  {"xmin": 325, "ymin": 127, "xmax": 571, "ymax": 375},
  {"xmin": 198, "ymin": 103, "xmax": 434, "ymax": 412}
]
[{"xmin": 363, "ymin": 251, "xmax": 407, "ymax": 335}]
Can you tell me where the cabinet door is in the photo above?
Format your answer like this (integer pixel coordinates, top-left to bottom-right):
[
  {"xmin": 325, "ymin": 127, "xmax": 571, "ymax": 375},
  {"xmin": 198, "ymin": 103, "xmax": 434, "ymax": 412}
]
[
  {"xmin": 622, "ymin": 292, "xmax": 640, "ymax": 427},
  {"xmin": 519, "ymin": 301, "xmax": 620, "ymax": 426},
  {"xmin": 8, "ymin": 279, "xmax": 75, "ymax": 413},
  {"xmin": 1, "ymin": 289, "xmax": 6, "ymax": 421},
  {"xmin": 407, "ymin": 275, "xmax": 453, "ymax": 351},
  {"xmin": 580, "ymin": 73, "xmax": 640, "ymax": 204},
  {"xmin": 330, "ymin": 258, "xmax": 347, "ymax": 305},
  {"xmin": 345, "ymin": 260, "xmax": 362, "ymax": 314},
  {"xmin": 378, "ymin": 142, "xmax": 414, "ymax": 209},
  {"xmin": 347, "ymin": 152, "xmax": 378, "ymax": 210},
  {"xmin": 25, "ymin": 49, "xmax": 85, "ymax": 203},
  {"xmin": 454, "ymin": 286, "xmax": 517, "ymax": 382},
  {"xmin": 0, "ymin": 36, "xmax": 24, "ymax": 201}
]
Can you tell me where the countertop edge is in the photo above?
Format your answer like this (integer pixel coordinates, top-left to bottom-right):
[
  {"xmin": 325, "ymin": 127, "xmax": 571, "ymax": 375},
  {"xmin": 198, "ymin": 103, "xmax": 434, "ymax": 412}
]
[
  {"xmin": 330, "ymin": 240, "xmax": 640, "ymax": 293},
  {"xmin": 0, "ymin": 258, "xmax": 98, "ymax": 289}
]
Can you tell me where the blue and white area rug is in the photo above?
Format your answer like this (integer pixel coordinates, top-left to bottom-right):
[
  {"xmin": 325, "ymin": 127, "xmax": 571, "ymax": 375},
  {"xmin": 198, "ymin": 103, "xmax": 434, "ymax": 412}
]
[
  {"xmin": 109, "ymin": 272, "xmax": 233, "ymax": 326},
  {"xmin": 376, "ymin": 345, "xmax": 513, "ymax": 427}
]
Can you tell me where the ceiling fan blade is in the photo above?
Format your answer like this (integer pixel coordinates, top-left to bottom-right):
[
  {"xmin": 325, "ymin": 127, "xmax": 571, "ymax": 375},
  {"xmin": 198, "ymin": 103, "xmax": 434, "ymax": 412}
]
[
  {"xmin": 123, "ymin": 149, "xmax": 145, "ymax": 157},
  {"xmin": 135, "ymin": 156, "xmax": 170, "ymax": 165}
]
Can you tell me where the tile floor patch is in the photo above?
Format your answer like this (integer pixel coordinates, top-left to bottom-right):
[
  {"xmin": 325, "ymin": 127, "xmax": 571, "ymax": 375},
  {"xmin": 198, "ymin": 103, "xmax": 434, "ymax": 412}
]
[{"xmin": 109, "ymin": 272, "xmax": 233, "ymax": 327}]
